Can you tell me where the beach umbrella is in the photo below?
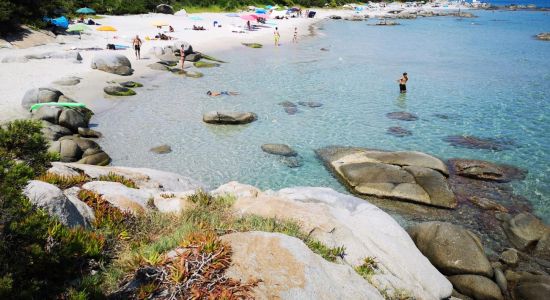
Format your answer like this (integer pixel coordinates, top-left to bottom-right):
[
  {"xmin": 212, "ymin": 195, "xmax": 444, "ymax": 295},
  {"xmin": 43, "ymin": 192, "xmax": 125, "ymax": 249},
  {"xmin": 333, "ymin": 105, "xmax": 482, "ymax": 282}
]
[
  {"xmin": 67, "ymin": 23, "xmax": 89, "ymax": 32},
  {"xmin": 240, "ymin": 15, "xmax": 257, "ymax": 21},
  {"xmin": 255, "ymin": 13, "xmax": 269, "ymax": 19},
  {"xmin": 189, "ymin": 16, "xmax": 204, "ymax": 21},
  {"xmin": 151, "ymin": 20, "xmax": 169, "ymax": 27},
  {"xmin": 76, "ymin": 7, "xmax": 96, "ymax": 14},
  {"xmin": 96, "ymin": 25, "xmax": 117, "ymax": 42}
]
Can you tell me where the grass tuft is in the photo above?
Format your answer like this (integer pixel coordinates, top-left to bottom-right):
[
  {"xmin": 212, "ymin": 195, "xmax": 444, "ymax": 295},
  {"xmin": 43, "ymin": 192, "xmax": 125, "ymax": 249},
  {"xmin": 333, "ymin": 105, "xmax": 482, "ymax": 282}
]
[
  {"xmin": 37, "ymin": 172, "xmax": 90, "ymax": 189},
  {"xmin": 98, "ymin": 172, "xmax": 137, "ymax": 188}
]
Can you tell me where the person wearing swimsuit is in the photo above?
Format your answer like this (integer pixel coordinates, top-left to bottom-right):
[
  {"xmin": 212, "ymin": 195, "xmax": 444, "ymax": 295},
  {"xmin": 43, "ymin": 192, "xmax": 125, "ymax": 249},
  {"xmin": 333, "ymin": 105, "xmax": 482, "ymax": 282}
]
[
  {"xmin": 274, "ymin": 27, "xmax": 280, "ymax": 46},
  {"xmin": 397, "ymin": 72, "xmax": 408, "ymax": 93},
  {"xmin": 132, "ymin": 35, "xmax": 142, "ymax": 60},
  {"xmin": 293, "ymin": 27, "xmax": 298, "ymax": 43}
]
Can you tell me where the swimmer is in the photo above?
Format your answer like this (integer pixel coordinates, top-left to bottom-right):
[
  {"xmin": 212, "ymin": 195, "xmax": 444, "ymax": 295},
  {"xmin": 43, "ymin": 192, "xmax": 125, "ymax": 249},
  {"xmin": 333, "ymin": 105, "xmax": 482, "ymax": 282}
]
[{"xmin": 206, "ymin": 91, "xmax": 240, "ymax": 96}]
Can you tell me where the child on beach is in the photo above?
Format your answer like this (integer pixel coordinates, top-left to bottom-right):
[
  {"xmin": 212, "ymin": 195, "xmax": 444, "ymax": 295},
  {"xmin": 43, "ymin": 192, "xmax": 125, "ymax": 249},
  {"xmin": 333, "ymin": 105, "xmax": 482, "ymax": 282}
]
[
  {"xmin": 293, "ymin": 27, "xmax": 298, "ymax": 43},
  {"xmin": 397, "ymin": 72, "xmax": 408, "ymax": 93},
  {"xmin": 132, "ymin": 35, "xmax": 142, "ymax": 60},
  {"xmin": 274, "ymin": 27, "xmax": 280, "ymax": 46}
]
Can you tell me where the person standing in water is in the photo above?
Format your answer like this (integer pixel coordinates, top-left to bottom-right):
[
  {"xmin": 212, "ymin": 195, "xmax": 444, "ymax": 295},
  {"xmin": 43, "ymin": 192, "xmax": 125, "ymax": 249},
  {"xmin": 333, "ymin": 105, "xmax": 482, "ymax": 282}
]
[
  {"xmin": 293, "ymin": 27, "xmax": 298, "ymax": 43},
  {"xmin": 132, "ymin": 35, "xmax": 142, "ymax": 60},
  {"xmin": 180, "ymin": 44, "xmax": 186, "ymax": 70},
  {"xmin": 397, "ymin": 72, "xmax": 408, "ymax": 93},
  {"xmin": 274, "ymin": 27, "xmax": 280, "ymax": 46}
]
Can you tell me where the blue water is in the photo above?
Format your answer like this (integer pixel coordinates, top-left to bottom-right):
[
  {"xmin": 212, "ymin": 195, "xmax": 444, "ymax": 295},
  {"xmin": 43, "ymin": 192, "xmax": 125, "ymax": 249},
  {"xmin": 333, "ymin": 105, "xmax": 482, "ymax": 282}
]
[
  {"xmin": 489, "ymin": 0, "xmax": 550, "ymax": 8},
  {"xmin": 96, "ymin": 10, "xmax": 550, "ymax": 220}
]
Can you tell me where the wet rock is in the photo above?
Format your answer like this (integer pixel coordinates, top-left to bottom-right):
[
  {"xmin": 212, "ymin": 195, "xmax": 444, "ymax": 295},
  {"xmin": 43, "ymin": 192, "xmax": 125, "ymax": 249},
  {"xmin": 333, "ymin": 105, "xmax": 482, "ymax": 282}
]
[
  {"xmin": 119, "ymin": 81, "xmax": 143, "ymax": 88},
  {"xmin": 534, "ymin": 231, "xmax": 550, "ymax": 260},
  {"xmin": 24, "ymin": 180, "xmax": 88, "ymax": 228},
  {"xmin": 91, "ymin": 53, "xmax": 133, "ymax": 76},
  {"xmin": 316, "ymin": 147, "xmax": 455, "ymax": 208},
  {"xmin": 53, "ymin": 76, "xmax": 81, "ymax": 86},
  {"xmin": 21, "ymin": 87, "xmax": 63, "ymax": 109},
  {"xmin": 78, "ymin": 127, "xmax": 102, "ymax": 138},
  {"xmin": 281, "ymin": 156, "xmax": 303, "ymax": 168},
  {"xmin": 298, "ymin": 101, "xmax": 323, "ymax": 108},
  {"xmin": 500, "ymin": 248, "xmax": 519, "ymax": 266},
  {"xmin": 387, "ymin": 126, "xmax": 412, "ymax": 137},
  {"xmin": 512, "ymin": 274, "xmax": 550, "ymax": 300},
  {"xmin": 77, "ymin": 151, "xmax": 111, "ymax": 166},
  {"xmin": 203, "ymin": 111, "xmax": 257, "ymax": 125},
  {"xmin": 468, "ymin": 196, "xmax": 508, "ymax": 213},
  {"xmin": 448, "ymin": 275, "xmax": 503, "ymax": 300},
  {"xmin": 284, "ymin": 106, "xmax": 298, "ymax": 115},
  {"xmin": 193, "ymin": 61, "xmax": 220, "ymax": 68},
  {"xmin": 502, "ymin": 213, "xmax": 550, "ymax": 251},
  {"xmin": 242, "ymin": 42, "xmax": 263, "ymax": 48},
  {"xmin": 59, "ymin": 139, "xmax": 82, "ymax": 162},
  {"xmin": 386, "ymin": 111, "xmax": 418, "ymax": 121},
  {"xmin": 104, "ymin": 86, "xmax": 136, "ymax": 96},
  {"xmin": 150, "ymin": 144, "xmax": 172, "ymax": 154},
  {"xmin": 169, "ymin": 68, "xmax": 204, "ymax": 78},
  {"xmin": 32, "ymin": 105, "xmax": 62, "ymax": 124},
  {"xmin": 449, "ymin": 159, "xmax": 526, "ymax": 182},
  {"xmin": 59, "ymin": 109, "xmax": 88, "ymax": 132},
  {"xmin": 408, "ymin": 222, "xmax": 493, "ymax": 277},
  {"xmin": 261, "ymin": 144, "xmax": 297, "ymax": 157},
  {"xmin": 443, "ymin": 135, "xmax": 515, "ymax": 151},
  {"xmin": 434, "ymin": 113, "xmax": 450, "ymax": 119},
  {"xmin": 147, "ymin": 62, "xmax": 169, "ymax": 71},
  {"xmin": 536, "ymin": 32, "xmax": 550, "ymax": 41}
]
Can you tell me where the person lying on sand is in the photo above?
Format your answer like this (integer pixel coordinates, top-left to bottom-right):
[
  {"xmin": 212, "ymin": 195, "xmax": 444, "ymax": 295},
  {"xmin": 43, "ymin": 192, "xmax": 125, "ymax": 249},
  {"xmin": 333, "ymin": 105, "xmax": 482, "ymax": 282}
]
[
  {"xmin": 206, "ymin": 91, "xmax": 239, "ymax": 96},
  {"xmin": 193, "ymin": 25, "xmax": 206, "ymax": 31}
]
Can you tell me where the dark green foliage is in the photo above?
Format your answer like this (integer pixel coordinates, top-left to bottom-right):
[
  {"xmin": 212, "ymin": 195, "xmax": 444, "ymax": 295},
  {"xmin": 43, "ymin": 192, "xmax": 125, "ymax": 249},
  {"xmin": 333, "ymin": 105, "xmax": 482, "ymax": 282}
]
[{"xmin": 0, "ymin": 119, "xmax": 105, "ymax": 299}]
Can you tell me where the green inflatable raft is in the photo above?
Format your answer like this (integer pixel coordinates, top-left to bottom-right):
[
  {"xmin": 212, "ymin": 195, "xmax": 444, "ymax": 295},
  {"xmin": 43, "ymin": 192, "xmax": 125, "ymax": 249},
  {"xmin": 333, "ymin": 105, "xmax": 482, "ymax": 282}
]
[{"xmin": 30, "ymin": 102, "xmax": 86, "ymax": 111}]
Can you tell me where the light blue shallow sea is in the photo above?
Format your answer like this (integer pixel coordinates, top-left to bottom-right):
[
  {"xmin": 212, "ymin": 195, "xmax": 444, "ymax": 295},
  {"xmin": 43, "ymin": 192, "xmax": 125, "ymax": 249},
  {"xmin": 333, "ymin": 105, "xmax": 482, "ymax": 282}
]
[{"xmin": 95, "ymin": 10, "xmax": 550, "ymax": 220}]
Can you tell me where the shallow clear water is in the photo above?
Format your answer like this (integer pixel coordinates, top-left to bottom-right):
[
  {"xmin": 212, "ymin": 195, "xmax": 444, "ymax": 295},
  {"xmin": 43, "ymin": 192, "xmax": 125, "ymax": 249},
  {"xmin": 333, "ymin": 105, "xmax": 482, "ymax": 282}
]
[{"xmin": 96, "ymin": 10, "xmax": 550, "ymax": 220}]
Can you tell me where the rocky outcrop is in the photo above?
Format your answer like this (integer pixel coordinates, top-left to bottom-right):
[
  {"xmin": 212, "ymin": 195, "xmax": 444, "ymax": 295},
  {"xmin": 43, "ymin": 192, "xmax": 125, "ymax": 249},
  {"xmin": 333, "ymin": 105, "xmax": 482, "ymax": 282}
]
[
  {"xmin": 22, "ymin": 87, "xmax": 63, "ymax": 110},
  {"xmin": 203, "ymin": 111, "xmax": 257, "ymax": 125},
  {"xmin": 408, "ymin": 222, "xmax": 493, "ymax": 277},
  {"xmin": 214, "ymin": 183, "xmax": 453, "ymax": 299},
  {"xmin": 261, "ymin": 144, "xmax": 297, "ymax": 157},
  {"xmin": 222, "ymin": 232, "xmax": 385, "ymax": 299},
  {"xmin": 91, "ymin": 53, "xmax": 133, "ymax": 76},
  {"xmin": 449, "ymin": 159, "xmax": 526, "ymax": 182},
  {"xmin": 316, "ymin": 147, "xmax": 456, "ymax": 208},
  {"xmin": 23, "ymin": 180, "xmax": 89, "ymax": 228}
]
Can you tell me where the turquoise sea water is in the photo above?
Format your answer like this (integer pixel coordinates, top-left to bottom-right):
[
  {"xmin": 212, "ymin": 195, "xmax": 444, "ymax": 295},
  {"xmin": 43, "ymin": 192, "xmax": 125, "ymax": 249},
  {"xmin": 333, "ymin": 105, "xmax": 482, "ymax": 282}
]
[{"xmin": 96, "ymin": 10, "xmax": 550, "ymax": 220}]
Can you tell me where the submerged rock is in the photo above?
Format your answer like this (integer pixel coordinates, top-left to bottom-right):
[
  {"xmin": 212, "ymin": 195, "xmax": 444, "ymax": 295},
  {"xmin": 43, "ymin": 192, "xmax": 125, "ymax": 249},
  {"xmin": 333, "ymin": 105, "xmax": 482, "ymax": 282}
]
[
  {"xmin": 278, "ymin": 101, "xmax": 297, "ymax": 108},
  {"xmin": 150, "ymin": 144, "xmax": 172, "ymax": 154},
  {"xmin": 193, "ymin": 61, "xmax": 220, "ymax": 68},
  {"xmin": 316, "ymin": 147, "xmax": 455, "ymax": 208},
  {"xmin": 242, "ymin": 43, "xmax": 263, "ymax": 48},
  {"xmin": 386, "ymin": 111, "xmax": 418, "ymax": 121},
  {"xmin": 281, "ymin": 156, "xmax": 303, "ymax": 168},
  {"xmin": 104, "ymin": 86, "xmax": 136, "ymax": 96},
  {"xmin": 284, "ymin": 106, "xmax": 298, "ymax": 115},
  {"xmin": 203, "ymin": 111, "xmax": 257, "ymax": 125},
  {"xmin": 298, "ymin": 101, "xmax": 323, "ymax": 108},
  {"xmin": 468, "ymin": 196, "xmax": 508, "ymax": 213},
  {"xmin": 443, "ymin": 135, "xmax": 515, "ymax": 151},
  {"xmin": 222, "ymin": 232, "xmax": 385, "ymax": 299},
  {"xmin": 261, "ymin": 144, "xmax": 297, "ymax": 157},
  {"xmin": 387, "ymin": 126, "xmax": 412, "ymax": 137},
  {"xmin": 449, "ymin": 159, "xmax": 526, "ymax": 182},
  {"xmin": 502, "ymin": 212, "xmax": 550, "ymax": 251}
]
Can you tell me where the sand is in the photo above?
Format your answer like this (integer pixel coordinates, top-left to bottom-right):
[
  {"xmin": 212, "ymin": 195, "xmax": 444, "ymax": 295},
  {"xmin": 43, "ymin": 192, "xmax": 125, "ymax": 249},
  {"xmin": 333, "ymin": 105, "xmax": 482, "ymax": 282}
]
[{"xmin": 0, "ymin": 4, "xmax": 469, "ymax": 123}]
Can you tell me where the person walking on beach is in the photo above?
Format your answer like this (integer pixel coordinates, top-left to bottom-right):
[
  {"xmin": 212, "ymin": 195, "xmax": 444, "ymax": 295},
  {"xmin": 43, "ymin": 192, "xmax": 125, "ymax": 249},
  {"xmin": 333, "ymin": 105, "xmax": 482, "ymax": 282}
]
[
  {"xmin": 397, "ymin": 72, "xmax": 408, "ymax": 93},
  {"xmin": 132, "ymin": 35, "xmax": 142, "ymax": 60},
  {"xmin": 274, "ymin": 27, "xmax": 280, "ymax": 46},
  {"xmin": 293, "ymin": 27, "xmax": 298, "ymax": 43}
]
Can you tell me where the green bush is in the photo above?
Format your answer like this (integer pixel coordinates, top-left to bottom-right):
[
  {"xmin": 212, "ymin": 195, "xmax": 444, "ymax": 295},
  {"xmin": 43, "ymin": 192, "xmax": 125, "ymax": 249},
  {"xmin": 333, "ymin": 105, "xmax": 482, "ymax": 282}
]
[{"xmin": 0, "ymin": 119, "xmax": 106, "ymax": 299}]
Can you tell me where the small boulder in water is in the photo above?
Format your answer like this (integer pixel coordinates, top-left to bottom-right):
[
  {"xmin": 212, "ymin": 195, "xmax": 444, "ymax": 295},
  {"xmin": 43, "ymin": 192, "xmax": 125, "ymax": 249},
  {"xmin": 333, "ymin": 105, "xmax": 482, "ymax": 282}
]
[
  {"xmin": 150, "ymin": 144, "xmax": 172, "ymax": 154},
  {"xmin": 119, "ymin": 81, "xmax": 143, "ymax": 88},
  {"xmin": 278, "ymin": 101, "xmax": 297, "ymax": 108},
  {"xmin": 281, "ymin": 156, "xmax": 303, "ymax": 168},
  {"xmin": 387, "ymin": 126, "xmax": 412, "ymax": 137},
  {"xmin": 193, "ymin": 61, "xmax": 220, "ymax": 68},
  {"xmin": 242, "ymin": 43, "xmax": 263, "ymax": 48},
  {"xmin": 203, "ymin": 111, "xmax": 257, "ymax": 125},
  {"xmin": 104, "ymin": 86, "xmax": 136, "ymax": 96},
  {"xmin": 444, "ymin": 135, "xmax": 515, "ymax": 151},
  {"xmin": 284, "ymin": 107, "xmax": 298, "ymax": 115},
  {"xmin": 298, "ymin": 101, "xmax": 323, "ymax": 108},
  {"xmin": 386, "ymin": 111, "xmax": 418, "ymax": 121},
  {"xmin": 261, "ymin": 144, "xmax": 297, "ymax": 157},
  {"xmin": 448, "ymin": 159, "xmax": 526, "ymax": 182}
]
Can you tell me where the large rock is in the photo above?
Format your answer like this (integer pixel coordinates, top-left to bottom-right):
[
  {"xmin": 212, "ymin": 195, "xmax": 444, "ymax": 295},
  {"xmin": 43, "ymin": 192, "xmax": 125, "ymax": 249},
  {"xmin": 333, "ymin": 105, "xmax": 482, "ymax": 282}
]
[
  {"xmin": 222, "ymin": 232, "xmax": 384, "ymax": 299},
  {"xmin": 58, "ymin": 109, "xmax": 88, "ymax": 132},
  {"xmin": 63, "ymin": 187, "xmax": 96, "ymax": 227},
  {"xmin": 214, "ymin": 183, "xmax": 453, "ymax": 299},
  {"xmin": 81, "ymin": 181, "xmax": 150, "ymax": 213},
  {"xmin": 32, "ymin": 105, "xmax": 62, "ymax": 123},
  {"xmin": 407, "ymin": 222, "xmax": 493, "ymax": 277},
  {"xmin": 77, "ymin": 151, "xmax": 111, "ymax": 166},
  {"xmin": 50, "ymin": 162, "xmax": 203, "ymax": 193},
  {"xmin": 316, "ymin": 147, "xmax": 455, "ymax": 208},
  {"xmin": 78, "ymin": 127, "xmax": 102, "ymax": 138},
  {"xmin": 21, "ymin": 87, "xmax": 63, "ymax": 109},
  {"xmin": 156, "ymin": 4, "xmax": 174, "ymax": 14},
  {"xmin": 203, "ymin": 111, "xmax": 257, "ymax": 125},
  {"xmin": 23, "ymin": 180, "xmax": 88, "ymax": 227},
  {"xmin": 41, "ymin": 121, "xmax": 72, "ymax": 141},
  {"xmin": 448, "ymin": 159, "xmax": 526, "ymax": 182},
  {"xmin": 448, "ymin": 275, "xmax": 503, "ymax": 300},
  {"xmin": 502, "ymin": 213, "xmax": 550, "ymax": 251},
  {"xmin": 91, "ymin": 53, "xmax": 133, "ymax": 76},
  {"xmin": 60, "ymin": 139, "xmax": 83, "ymax": 162},
  {"xmin": 512, "ymin": 274, "xmax": 550, "ymax": 300},
  {"xmin": 261, "ymin": 144, "xmax": 297, "ymax": 157}
]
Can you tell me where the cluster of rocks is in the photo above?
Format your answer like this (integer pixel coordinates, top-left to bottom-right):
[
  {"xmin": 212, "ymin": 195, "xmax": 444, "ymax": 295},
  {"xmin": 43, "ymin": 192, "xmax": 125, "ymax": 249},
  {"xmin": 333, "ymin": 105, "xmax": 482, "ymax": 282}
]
[
  {"xmin": 278, "ymin": 100, "xmax": 323, "ymax": 115},
  {"xmin": 22, "ymin": 87, "xmax": 110, "ymax": 165},
  {"xmin": 1, "ymin": 51, "xmax": 82, "ymax": 63}
]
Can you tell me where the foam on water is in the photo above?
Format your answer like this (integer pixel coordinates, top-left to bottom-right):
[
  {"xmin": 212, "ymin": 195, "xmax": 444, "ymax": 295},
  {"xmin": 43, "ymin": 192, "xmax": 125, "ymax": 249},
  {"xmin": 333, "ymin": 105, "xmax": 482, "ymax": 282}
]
[{"xmin": 95, "ymin": 10, "xmax": 550, "ymax": 220}]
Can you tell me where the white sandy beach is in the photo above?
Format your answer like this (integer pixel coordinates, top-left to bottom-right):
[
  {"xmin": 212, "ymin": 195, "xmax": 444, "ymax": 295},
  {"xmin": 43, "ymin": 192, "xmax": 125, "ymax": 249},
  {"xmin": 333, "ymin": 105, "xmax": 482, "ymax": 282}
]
[{"xmin": 0, "ymin": 4, "xmax": 469, "ymax": 123}]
